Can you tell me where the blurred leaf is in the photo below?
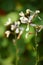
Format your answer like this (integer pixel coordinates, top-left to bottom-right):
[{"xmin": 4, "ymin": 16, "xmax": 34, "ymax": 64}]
[
  {"xmin": 0, "ymin": 25, "xmax": 5, "ymax": 37},
  {"xmin": 2, "ymin": 56, "xmax": 14, "ymax": 65},
  {"xmin": 1, "ymin": 12, "xmax": 19, "ymax": 24},
  {"xmin": 1, "ymin": 38, "xmax": 8, "ymax": 47}
]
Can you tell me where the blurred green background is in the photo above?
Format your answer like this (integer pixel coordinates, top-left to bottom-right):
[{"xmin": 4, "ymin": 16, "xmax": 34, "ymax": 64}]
[{"xmin": 0, "ymin": 0, "xmax": 43, "ymax": 65}]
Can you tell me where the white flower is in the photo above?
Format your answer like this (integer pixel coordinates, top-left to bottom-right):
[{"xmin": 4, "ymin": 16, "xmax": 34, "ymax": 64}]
[
  {"xmin": 35, "ymin": 10, "xmax": 40, "ymax": 14},
  {"xmin": 25, "ymin": 33, "xmax": 28, "ymax": 39},
  {"xmin": 4, "ymin": 18, "xmax": 11, "ymax": 26},
  {"xmin": 20, "ymin": 17, "xmax": 28, "ymax": 23},
  {"xmin": 11, "ymin": 21, "xmax": 20, "ymax": 31},
  {"xmin": 28, "ymin": 15, "xmax": 33, "ymax": 23},
  {"xmin": 26, "ymin": 9, "xmax": 30, "ymax": 14},
  {"xmin": 17, "ymin": 21, "xmax": 20, "ymax": 25},
  {"xmin": 11, "ymin": 25, "xmax": 15, "ymax": 31},
  {"xmin": 15, "ymin": 28, "xmax": 19, "ymax": 34},
  {"xmin": 5, "ymin": 30, "xmax": 10, "ymax": 38},
  {"xmin": 26, "ymin": 9, "xmax": 33, "ymax": 14},
  {"xmin": 19, "ymin": 11, "xmax": 24, "ymax": 17},
  {"xmin": 28, "ymin": 10, "xmax": 40, "ymax": 23}
]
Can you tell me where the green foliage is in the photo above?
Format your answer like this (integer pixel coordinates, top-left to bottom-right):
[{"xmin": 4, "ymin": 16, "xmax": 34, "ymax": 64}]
[{"xmin": 0, "ymin": 0, "xmax": 43, "ymax": 65}]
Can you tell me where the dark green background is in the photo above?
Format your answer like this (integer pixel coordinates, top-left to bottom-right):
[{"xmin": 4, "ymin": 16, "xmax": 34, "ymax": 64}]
[{"xmin": 0, "ymin": 0, "xmax": 43, "ymax": 65}]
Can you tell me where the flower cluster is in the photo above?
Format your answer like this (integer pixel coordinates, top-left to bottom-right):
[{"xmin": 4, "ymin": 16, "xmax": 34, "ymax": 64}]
[{"xmin": 4, "ymin": 9, "xmax": 43, "ymax": 41}]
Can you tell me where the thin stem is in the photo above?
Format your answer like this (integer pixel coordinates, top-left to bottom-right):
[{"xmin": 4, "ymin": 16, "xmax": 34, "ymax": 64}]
[
  {"xmin": 16, "ymin": 42, "xmax": 18, "ymax": 65},
  {"xmin": 14, "ymin": 34, "xmax": 19, "ymax": 65},
  {"xmin": 35, "ymin": 30, "xmax": 38, "ymax": 65}
]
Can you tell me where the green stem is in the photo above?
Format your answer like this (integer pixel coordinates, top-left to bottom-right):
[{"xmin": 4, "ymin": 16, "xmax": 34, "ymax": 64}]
[
  {"xmin": 14, "ymin": 34, "xmax": 18, "ymax": 65},
  {"xmin": 35, "ymin": 30, "xmax": 38, "ymax": 65},
  {"xmin": 16, "ymin": 42, "xmax": 18, "ymax": 65}
]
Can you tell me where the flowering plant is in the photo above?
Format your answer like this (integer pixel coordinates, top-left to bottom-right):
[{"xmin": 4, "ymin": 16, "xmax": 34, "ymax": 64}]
[{"xmin": 4, "ymin": 9, "xmax": 43, "ymax": 65}]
